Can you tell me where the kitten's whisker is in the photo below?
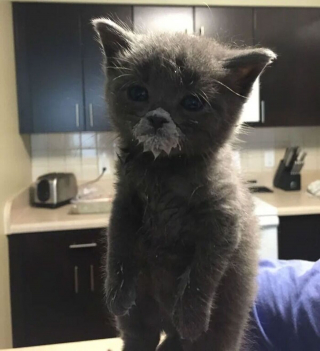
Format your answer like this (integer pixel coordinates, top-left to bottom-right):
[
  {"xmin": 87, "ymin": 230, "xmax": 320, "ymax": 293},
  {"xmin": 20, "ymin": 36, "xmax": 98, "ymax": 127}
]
[
  {"xmin": 106, "ymin": 66, "xmax": 133, "ymax": 73},
  {"xmin": 199, "ymin": 90, "xmax": 212, "ymax": 108},
  {"xmin": 112, "ymin": 73, "xmax": 133, "ymax": 82},
  {"xmin": 118, "ymin": 80, "xmax": 138, "ymax": 91},
  {"xmin": 212, "ymin": 79, "xmax": 247, "ymax": 99}
]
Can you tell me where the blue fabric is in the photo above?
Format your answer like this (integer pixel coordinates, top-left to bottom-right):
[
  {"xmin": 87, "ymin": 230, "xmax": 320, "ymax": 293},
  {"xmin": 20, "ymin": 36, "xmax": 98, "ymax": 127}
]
[{"xmin": 251, "ymin": 259, "xmax": 320, "ymax": 351}]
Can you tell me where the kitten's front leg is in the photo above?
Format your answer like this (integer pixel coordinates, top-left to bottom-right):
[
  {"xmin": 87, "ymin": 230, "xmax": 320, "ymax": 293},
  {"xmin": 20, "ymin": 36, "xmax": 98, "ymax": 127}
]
[
  {"xmin": 173, "ymin": 211, "xmax": 240, "ymax": 341},
  {"xmin": 106, "ymin": 192, "xmax": 141, "ymax": 316}
]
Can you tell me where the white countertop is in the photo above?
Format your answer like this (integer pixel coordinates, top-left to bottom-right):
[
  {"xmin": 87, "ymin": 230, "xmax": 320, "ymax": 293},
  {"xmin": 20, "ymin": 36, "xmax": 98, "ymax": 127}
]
[
  {"xmin": 8, "ymin": 203, "xmax": 111, "ymax": 234},
  {"xmin": 4, "ymin": 182, "xmax": 113, "ymax": 234},
  {"xmin": 1, "ymin": 338, "xmax": 122, "ymax": 351}
]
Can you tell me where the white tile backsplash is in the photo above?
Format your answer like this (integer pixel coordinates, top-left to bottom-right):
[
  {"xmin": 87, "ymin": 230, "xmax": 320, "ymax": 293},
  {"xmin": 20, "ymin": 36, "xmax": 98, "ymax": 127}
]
[
  {"xmin": 237, "ymin": 126, "xmax": 320, "ymax": 174},
  {"xmin": 31, "ymin": 127, "xmax": 320, "ymax": 181},
  {"xmin": 31, "ymin": 132, "xmax": 117, "ymax": 181},
  {"xmin": 81, "ymin": 132, "xmax": 97, "ymax": 149}
]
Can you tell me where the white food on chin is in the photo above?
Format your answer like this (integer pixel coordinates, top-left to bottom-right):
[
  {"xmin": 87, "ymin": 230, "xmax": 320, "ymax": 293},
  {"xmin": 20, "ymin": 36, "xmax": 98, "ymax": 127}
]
[{"xmin": 133, "ymin": 108, "xmax": 182, "ymax": 158}]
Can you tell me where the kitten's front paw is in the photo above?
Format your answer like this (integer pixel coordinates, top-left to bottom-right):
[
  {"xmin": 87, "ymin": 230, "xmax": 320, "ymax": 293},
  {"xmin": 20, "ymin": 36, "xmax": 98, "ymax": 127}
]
[
  {"xmin": 106, "ymin": 279, "xmax": 136, "ymax": 316},
  {"xmin": 173, "ymin": 291, "xmax": 210, "ymax": 341}
]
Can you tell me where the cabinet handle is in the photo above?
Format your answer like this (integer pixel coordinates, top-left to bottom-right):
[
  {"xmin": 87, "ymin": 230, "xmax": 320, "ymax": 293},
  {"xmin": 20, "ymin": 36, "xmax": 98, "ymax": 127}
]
[
  {"xmin": 261, "ymin": 100, "xmax": 265, "ymax": 123},
  {"xmin": 89, "ymin": 103, "xmax": 94, "ymax": 127},
  {"xmin": 200, "ymin": 26, "xmax": 205, "ymax": 36},
  {"xmin": 90, "ymin": 265, "xmax": 95, "ymax": 292},
  {"xmin": 75, "ymin": 104, "xmax": 80, "ymax": 128},
  {"xmin": 69, "ymin": 243, "xmax": 97, "ymax": 249},
  {"xmin": 74, "ymin": 266, "xmax": 79, "ymax": 294}
]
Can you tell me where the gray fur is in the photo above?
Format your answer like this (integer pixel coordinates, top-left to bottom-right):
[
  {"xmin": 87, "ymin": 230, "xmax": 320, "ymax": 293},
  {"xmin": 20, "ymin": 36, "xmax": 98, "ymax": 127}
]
[{"xmin": 93, "ymin": 18, "xmax": 275, "ymax": 351}]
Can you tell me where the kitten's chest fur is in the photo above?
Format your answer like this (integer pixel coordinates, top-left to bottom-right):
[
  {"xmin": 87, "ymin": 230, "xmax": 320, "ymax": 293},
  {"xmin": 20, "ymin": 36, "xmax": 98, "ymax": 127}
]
[{"xmin": 121, "ymin": 153, "xmax": 210, "ymax": 262}]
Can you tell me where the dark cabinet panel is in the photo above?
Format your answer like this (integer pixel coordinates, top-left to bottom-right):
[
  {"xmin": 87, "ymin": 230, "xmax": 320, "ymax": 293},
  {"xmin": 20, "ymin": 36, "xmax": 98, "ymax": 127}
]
[
  {"xmin": 13, "ymin": 3, "xmax": 85, "ymax": 133},
  {"xmin": 195, "ymin": 7, "xmax": 254, "ymax": 46},
  {"xmin": 81, "ymin": 5, "xmax": 133, "ymax": 131},
  {"xmin": 8, "ymin": 229, "xmax": 117, "ymax": 348},
  {"xmin": 278, "ymin": 215, "xmax": 320, "ymax": 261},
  {"xmin": 255, "ymin": 8, "xmax": 320, "ymax": 126},
  {"xmin": 13, "ymin": 4, "xmax": 33, "ymax": 133},
  {"xmin": 133, "ymin": 6, "xmax": 193, "ymax": 34}
]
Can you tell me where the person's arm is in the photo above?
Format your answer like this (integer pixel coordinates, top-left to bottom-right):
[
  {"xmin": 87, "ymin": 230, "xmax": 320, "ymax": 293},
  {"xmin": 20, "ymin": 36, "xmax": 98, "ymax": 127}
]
[{"xmin": 249, "ymin": 259, "xmax": 320, "ymax": 351}]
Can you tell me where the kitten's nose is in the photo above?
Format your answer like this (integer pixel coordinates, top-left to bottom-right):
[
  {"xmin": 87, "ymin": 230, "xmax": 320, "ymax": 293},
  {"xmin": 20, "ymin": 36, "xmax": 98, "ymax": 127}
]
[{"xmin": 147, "ymin": 115, "xmax": 168, "ymax": 131}]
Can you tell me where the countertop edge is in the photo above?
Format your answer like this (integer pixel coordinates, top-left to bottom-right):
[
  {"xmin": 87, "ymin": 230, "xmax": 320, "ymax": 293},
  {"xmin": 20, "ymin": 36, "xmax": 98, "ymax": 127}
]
[{"xmin": 8, "ymin": 218, "xmax": 110, "ymax": 235}]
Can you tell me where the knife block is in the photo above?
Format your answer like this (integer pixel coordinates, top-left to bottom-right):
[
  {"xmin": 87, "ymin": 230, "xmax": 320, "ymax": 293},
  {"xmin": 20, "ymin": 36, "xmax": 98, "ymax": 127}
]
[{"xmin": 273, "ymin": 160, "xmax": 301, "ymax": 191}]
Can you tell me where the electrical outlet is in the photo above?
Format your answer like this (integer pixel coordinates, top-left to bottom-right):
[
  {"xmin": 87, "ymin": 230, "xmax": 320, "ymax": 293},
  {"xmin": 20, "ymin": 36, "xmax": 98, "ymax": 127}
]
[
  {"xmin": 98, "ymin": 152, "xmax": 111, "ymax": 175},
  {"xmin": 264, "ymin": 150, "xmax": 275, "ymax": 168}
]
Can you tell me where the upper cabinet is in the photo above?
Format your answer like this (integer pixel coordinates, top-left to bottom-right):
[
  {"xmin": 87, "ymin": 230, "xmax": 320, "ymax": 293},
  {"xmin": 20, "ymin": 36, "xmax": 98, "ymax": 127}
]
[
  {"xmin": 13, "ymin": 3, "xmax": 133, "ymax": 133},
  {"xmin": 195, "ymin": 7, "xmax": 254, "ymax": 45},
  {"xmin": 133, "ymin": 6, "xmax": 193, "ymax": 34},
  {"xmin": 81, "ymin": 5, "xmax": 132, "ymax": 132},
  {"xmin": 14, "ymin": 4, "xmax": 85, "ymax": 133},
  {"xmin": 255, "ymin": 8, "xmax": 320, "ymax": 127},
  {"xmin": 13, "ymin": 4, "xmax": 320, "ymax": 131},
  {"xmin": 195, "ymin": 7, "xmax": 261, "ymax": 123}
]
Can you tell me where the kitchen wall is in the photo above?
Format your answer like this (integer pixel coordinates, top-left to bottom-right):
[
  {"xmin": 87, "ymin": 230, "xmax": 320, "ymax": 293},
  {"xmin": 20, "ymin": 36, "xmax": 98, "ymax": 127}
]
[
  {"xmin": 31, "ymin": 132, "xmax": 117, "ymax": 181},
  {"xmin": 31, "ymin": 126, "xmax": 320, "ymax": 182},
  {"xmin": 0, "ymin": 2, "xmax": 32, "ymax": 349},
  {"xmin": 238, "ymin": 126, "xmax": 320, "ymax": 176}
]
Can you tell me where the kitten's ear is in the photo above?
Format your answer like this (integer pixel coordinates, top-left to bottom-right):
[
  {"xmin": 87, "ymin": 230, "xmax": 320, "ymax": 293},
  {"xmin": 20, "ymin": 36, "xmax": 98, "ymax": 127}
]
[
  {"xmin": 92, "ymin": 19, "xmax": 132, "ymax": 65},
  {"xmin": 223, "ymin": 48, "xmax": 276, "ymax": 96}
]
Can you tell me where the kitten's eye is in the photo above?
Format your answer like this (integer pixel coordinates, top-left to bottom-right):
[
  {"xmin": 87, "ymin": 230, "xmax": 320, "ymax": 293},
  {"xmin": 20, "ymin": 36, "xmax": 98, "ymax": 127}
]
[
  {"xmin": 181, "ymin": 95, "xmax": 205, "ymax": 111},
  {"xmin": 127, "ymin": 85, "xmax": 148, "ymax": 102}
]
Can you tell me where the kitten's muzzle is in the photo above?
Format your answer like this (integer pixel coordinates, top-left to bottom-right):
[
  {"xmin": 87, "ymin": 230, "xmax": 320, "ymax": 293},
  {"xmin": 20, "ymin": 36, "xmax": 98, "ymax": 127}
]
[{"xmin": 147, "ymin": 115, "xmax": 169, "ymax": 131}]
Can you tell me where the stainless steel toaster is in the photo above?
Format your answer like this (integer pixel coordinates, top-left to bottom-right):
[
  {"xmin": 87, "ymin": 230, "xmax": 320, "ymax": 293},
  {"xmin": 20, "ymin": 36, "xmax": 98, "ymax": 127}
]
[{"xmin": 32, "ymin": 173, "xmax": 78, "ymax": 208}]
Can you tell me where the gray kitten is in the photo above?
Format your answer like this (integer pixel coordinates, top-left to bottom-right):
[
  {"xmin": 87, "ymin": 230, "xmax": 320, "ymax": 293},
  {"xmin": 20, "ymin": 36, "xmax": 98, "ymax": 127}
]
[{"xmin": 93, "ymin": 19, "xmax": 275, "ymax": 351}]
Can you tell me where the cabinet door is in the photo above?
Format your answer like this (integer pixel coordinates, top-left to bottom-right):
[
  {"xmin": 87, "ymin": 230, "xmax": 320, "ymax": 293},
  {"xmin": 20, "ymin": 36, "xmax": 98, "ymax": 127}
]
[
  {"xmin": 195, "ymin": 8, "xmax": 260, "ymax": 124},
  {"xmin": 68, "ymin": 228, "xmax": 117, "ymax": 341},
  {"xmin": 133, "ymin": 6, "xmax": 193, "ymax": 34},
  {"xmin": 81, "ymin": 5, "xmax": 133, "ymax": 131},
  {"xmin": 255, "ymin": 8, "xmax": 320, "ymax": 126},
  {"xmin": 9, "ymin": 229, "xmax": 116, "ymax": 348},
  {"xmin": 195, "ymin": 7, "xmax": 254, "ymax": 45},
  {"xmin": 278, "ymin": 215, "xmax": 320, "ymax": 261},
  {"xmin": 13, "ymin": 3, "xmax": 84, "ymax": 133}
]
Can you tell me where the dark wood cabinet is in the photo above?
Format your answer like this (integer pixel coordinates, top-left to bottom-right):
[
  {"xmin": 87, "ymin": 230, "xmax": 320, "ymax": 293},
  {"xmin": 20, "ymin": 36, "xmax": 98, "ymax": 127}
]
[
  {"xmin": 254, "ymin": 8, "xmax": 320, "ymax": 127},
  {"xmin": 133, "ymin": 6, "xmax": 193, "ymax": 34},
  {"xmin": 278, "ymin": 215, "xmax": 320, "ymax": 261},
  {"xmin": 8, "ymin": 229, "xmax": 117, "ymax": 348},
  {"xmin": 13, "ymin": 3, "xmax": 132, "ymax": 133},
  {"xmin": 13, "ymin": 3, "xmax": 85, "ymax": 133},
  {"xmin": 81, "ymin": 5, "xmax": 132, "ymax": 131},
  {"xmin": 13, "ymin": 3, "xmax": 320, "ymax": 130},
  {"xmin": 195, "ymin": 7, "xmax": 254, "ymax": 45}
]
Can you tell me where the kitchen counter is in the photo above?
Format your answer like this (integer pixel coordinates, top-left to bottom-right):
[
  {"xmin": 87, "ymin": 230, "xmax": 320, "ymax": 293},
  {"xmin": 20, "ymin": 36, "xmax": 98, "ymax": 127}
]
[
  {"xmin": 4, "ymin": 172, "xmax": 320, "ymax": 235},
  {"xmin": 1, "ymin": 338, "xmax": 122, "ymax": 351},
  {"xmin": 4, "ymin": 181, "xmax": 114, "ymax": 234},
  {"xmin": 252, "ymin": 171, "xmax": 320, "ymax": 216},
  {"xmin": 255, "ymin": 188, "xmax": 320, "ymax": 216}
]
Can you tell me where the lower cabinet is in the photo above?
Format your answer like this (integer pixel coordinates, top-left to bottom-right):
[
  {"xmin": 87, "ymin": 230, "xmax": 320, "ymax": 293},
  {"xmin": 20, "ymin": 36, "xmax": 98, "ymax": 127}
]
[
  {"xmin": 8, "ymin": 229, "xmax": 117, "ymax": 348},
  {"xmin": 278, "ymin": 215, "xmax": 320, "ymax": 261}
]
